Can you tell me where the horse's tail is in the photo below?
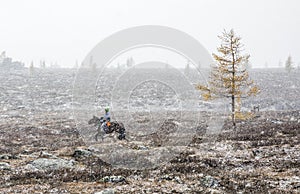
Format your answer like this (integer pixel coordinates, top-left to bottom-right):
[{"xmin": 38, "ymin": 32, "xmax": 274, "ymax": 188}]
[{"xmin": 118, "ymin": 122, "xmax": 125, "ymax": 129}]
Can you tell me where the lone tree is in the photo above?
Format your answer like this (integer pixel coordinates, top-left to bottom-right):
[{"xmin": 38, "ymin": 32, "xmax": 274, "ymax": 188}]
[
  {"xmin": 196, "ymin": 29, "xmax": 259, "ymax": 128},
  {"xmin": 29, "ymin": 61, "xmax": 34, "ymax": 75},
  {"xmin": 285, "ymin": 55, "xmax": 293, "ymax": 73},
  {"xmin": 184, "ymin": 60, "xmax": 190, "ymax": 75}
]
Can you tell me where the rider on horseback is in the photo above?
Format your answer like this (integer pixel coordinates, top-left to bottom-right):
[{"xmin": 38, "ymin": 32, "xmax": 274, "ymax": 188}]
[
  {"xmin": 101, "ymin": 107, "xmax": 111, "ymax": 133},
  {"xmin": 88, "ymin": 109, "xmax": 126, "ymax": 141}
]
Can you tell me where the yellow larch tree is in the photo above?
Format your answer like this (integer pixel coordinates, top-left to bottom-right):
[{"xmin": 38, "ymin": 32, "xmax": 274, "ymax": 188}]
[{"xmin": 197, "ymin": 29, "xmax": 259, "ymax": 128}]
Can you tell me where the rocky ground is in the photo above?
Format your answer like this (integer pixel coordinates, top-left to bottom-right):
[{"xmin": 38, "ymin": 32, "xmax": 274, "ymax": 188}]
[
  {"xmin": 0, "ymin": 111, "xmax": 299, "ymax": 193},
  {"xmin": 0, "ymin": 68, "xmax": 299, "ymax": 193}
]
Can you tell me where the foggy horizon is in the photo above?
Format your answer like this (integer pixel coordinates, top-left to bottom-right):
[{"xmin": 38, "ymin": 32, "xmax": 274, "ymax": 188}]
[{"xmin": 1, "ymin": 0, "xmax": 299, "ymax": 68}]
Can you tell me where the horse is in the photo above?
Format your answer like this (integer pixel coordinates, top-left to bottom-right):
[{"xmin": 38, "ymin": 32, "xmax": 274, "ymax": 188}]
[{"xmin": 88, "ymin": 115, "xmax": 126, "ymax": 141}]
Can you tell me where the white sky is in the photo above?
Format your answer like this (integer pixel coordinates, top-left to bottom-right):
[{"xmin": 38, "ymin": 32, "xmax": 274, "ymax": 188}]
[{"xmin": 0, "ymin": 0, "xmax": 299, "ymax": 68}]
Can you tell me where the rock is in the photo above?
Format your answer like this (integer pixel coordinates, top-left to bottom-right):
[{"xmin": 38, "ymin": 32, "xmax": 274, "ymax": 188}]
[
  {"xmin": 39, "ymin": 151, "xmax": 57, "ymax": 158},
  {"xmin": 27, "ymin": 158, "xmax": 75, "ymax": 171},
  {"xmin": 201, "ymin": 175, "xmax": 219, "ymax": 188},
  {"xmin": 137, "ymin": 145, "xmax": 149, "ymax": 150},
  {"xmin": 21, "ymin": 149, "xmax": 31, "ymax": 154},
  {"xmin": 159, "ymin": 174, "xmax": 183, "ymax": 184},
  {"xmin": 0, "ymin": 155, "xmax": 9, "ymax": 160},
  {"xmin": 159, "ymin": 174, "xmax": 173, "ymax": 181},
  {"xmin": 0, "ymin": 162, "xmax": 11, "ymax": 170},
  {"xmin": 0, "ymin": 154, "xmax": 18, "ymax": 160},
  {"xmin": 131, "ymin": 144, "xmax": 149, "ymax": 150},
  {"xmin": 94, "ymin": 188, "xmax": 115, "ymax": 194},
  {"xmin": 101, "ymin": 176, "xmax": 126, "ymax": 183},
  {"xmin": 73, "ymin": 148, "xmax": 92, "ymax": 158}
]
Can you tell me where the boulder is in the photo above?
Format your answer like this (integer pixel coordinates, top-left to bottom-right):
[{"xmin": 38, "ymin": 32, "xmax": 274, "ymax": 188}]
[
  {"xmin": 0, "ymin": 162, "xmax": 11, "ymax": 170},
  {"xmin": 27, "ymin": 158, "xmax": 75, "ymax": 171},
  {"xmin": 101, "ymin": 175, "xmax": 126, "ymax": 183},
  {"xmin": 39, "ymin": 151, "xmax": 57, "ymax": 158},
  {"xmin": 201, "ymin": 175, "xmax": 219, "ymax": 188},
  {"xmin": 94, "ymin": 188, "xmax": 115, "ymax": 194},
  {"xmin": 73, "ymin": 148, "xmax": 92, "ymax": 158}
]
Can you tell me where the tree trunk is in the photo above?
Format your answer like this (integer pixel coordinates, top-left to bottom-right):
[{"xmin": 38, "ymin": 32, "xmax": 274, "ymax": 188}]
[
  {"xmin": 231, "ymin": 36, "xmax": 236, "ymax": 129},
  {"xmin": 232, "ymin": 94, "xmax": 236, "ymax": 128}
]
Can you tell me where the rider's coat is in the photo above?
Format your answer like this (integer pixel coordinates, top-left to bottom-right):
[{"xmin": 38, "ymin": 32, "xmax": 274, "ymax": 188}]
[{"xmin": 103, "ymin": 112, "xmax": 110, "ymax": 121}]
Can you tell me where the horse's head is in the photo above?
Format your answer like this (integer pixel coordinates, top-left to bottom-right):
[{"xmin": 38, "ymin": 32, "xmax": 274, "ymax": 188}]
[{"xmin": 88, "ymin": 115, "xmax": 99, "ymax": 125}]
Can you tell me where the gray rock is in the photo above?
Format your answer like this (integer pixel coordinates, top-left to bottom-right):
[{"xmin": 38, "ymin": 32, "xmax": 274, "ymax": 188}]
[
  {"xmin": 132, "ymin": 144, "xmax": 149, "ymax": 150},
  {"xmin": 39, "ymin": 151, "xmax": 57, "ymax": 158},
  {"xmin": 102, "ymin": 176, "xmax": 126, "ymax": 183},
  {"xmin": 0, "ymin": 162, "xmax": 11, "ymax": 170},
  {"xmin": 28, "ymin": 158, "xmax": 75, "ymax": 171},
  {"xmin": 0, "ymin": 154, "xmax": 11, "ymax": 160},
  {"xmin": 159, "ymin": 174, "xmax": 183, "ymax": 184},
  {"xmin": 73, "ymin": 148, "xmax": 92, "ymax": 158},
  {"xmin": 0, "ymin": 154, "xmax": 19, "ymax": 160},
  {"xmin": 159, "ymin": 174, "xmax": 173, "ymax": 181},
  {"xmin": 201, "ymin": 175, "xmax": 219, "ymax": 188},
  {"xmin": 137, "ymin": 145, "xmax": 149, "ymax": 150},
  {"xmin": 94, "ymin": 188, "xmax": 115, "ymax": 194}
]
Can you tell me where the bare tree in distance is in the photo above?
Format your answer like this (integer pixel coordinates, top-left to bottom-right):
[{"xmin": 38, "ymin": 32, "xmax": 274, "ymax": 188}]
[
  {"xmin": 184, "ymin": 60, "xmax": 190, "ymax": 75},
  {"xmin": 74, "ymin": 60, "xmax": 79, "ymax": 69},
  {"xmin": 29, "ymin": 61, "xmax": 34, "ymax": 76},
  {"xmin": 40, "ymin": 60, "xmax": 46, "ymax": 68},
  {"xmin": 285, "ymin": 55, "xmax": 293, "ymax": 73},
  {"xmin": 126, "ymin": 57, "xmax": 134, "ymax": 68}
]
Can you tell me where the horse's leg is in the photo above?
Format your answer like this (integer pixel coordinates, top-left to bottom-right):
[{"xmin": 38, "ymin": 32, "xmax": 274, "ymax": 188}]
[
  {"xmin": 95, "ymin": 125, "xmax": 104, "ymax": 141},
  {"xmin": 117, "ymin": 127, "xmax": 126, "ymax": 140},
  {"xmin": 101, "ymin": 130, "xmax": 105, "ymax": 141},
  {"xmin": 95, "ymin": 126, "xmax": 99, "ymax": 141}
]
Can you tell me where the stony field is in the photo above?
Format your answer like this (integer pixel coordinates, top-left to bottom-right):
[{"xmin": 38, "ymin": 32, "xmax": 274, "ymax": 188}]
[{"xmin": 0, "ymin": 68, "xmax": 299, "ymax": 193}]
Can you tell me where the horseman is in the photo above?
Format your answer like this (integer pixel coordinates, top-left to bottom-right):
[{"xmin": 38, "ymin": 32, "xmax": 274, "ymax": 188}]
[
  {"xmin": 88, "ymin": 108, "xmax": 126, "ymax": 141},
  {"xmin": 101, "ymin": 107, "xmax": 111, "ymax": 133}
]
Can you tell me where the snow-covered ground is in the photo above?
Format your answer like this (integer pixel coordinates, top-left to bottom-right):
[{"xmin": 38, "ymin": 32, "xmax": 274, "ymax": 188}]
[{"xmin": 0, "ymin": 67, "xmax": 299, "ymax": 193}]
